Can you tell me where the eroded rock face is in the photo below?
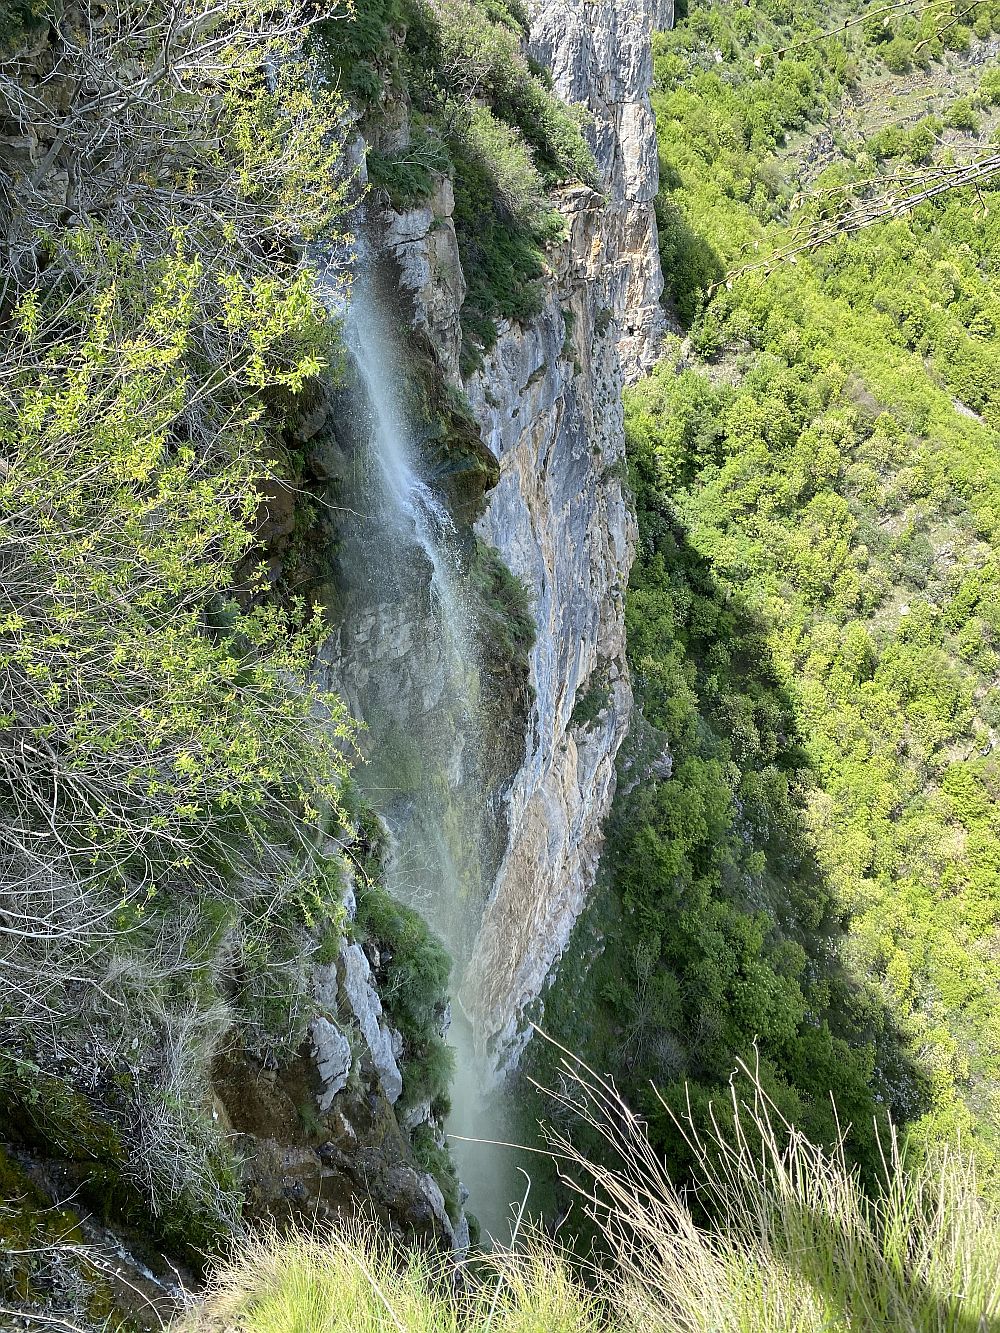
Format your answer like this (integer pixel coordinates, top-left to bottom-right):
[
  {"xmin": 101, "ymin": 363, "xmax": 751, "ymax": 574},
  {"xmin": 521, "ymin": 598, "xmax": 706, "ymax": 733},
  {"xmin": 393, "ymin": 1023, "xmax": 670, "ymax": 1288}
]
[
  {"xmin": 383, "ymin": 176, "xmax": 467, "ymax": 383},
  {"xmin": 374, "ymin": 3, "xmax": 666, "ymax": 1074},
  {"xmin": 338, "ymin": 942, "xmax": 404, "ymax": 1106},
  {"xmin": 311, "ymin": 1016, "xmax": 352, "ymax": 1112},
  {"xmin": 458, "ymin": 0, "xmax": 664, "ymax": 1072},
  {"xmin": 528, "ymin": 0, "xmax": 663, "ymax": 379}
]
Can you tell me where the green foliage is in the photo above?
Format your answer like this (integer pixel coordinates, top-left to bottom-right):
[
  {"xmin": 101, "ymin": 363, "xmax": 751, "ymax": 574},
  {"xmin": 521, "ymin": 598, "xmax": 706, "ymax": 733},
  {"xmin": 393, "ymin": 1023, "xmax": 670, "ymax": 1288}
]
[
  {"xmin": 456, "ymin": 102, "xmax": 545, "ymax": 225},
  {"xmin": 366, "ymin": 125, "xmax": 452, "ymax": 208},
  {"xmin": 869, "ymin": 117, "xmax": 942, "ymax": 164},
  {"xmin": 354, "ymin": 881, "xmax": 455, "ymax": 1115},
  {"xmin": 0, "ymin": 0, "xmax": 360, "ymax": 1249},
  {"xmin": 470, "ymin": 539, "xmax": 536, "ymax": 667},
  {"xmin": 981, "ymin": 67, "xmax": 1000, "ymax": 106},
  {"xmin": 944, "ymin": 96, "xmax": 978, "ymax": 131},
  {"xmin": 316, "ymin": 0, "xmax": 593, "ymax": 349},
  {"xmin": 649, "ymin": 8, "xmax": 851, "ymax": 323},
  {"xmin": 0, "ymin": 0, "xmax": 47, "ymax": 51},
  {"xmin": 881, "ymin": 36, "xmax": 914, "ymax": 72},
  {"xmin": 569, "ymin": 671, "xmax": 612, "ymax": 732},
  {"xmin": 532, "ymin": 0, "xmax": 1000, "ymax": 1209},
  {"xmin": 2, "ymin": 243, "xmax": 351, "ymax": 873}
]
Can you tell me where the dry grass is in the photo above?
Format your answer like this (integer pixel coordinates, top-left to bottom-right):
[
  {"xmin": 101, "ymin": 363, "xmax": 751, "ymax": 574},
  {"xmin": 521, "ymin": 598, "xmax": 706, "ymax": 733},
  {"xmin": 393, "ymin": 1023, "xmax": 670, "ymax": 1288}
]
[{"xmin": 175, "ymin": 1046, "xmax": 1000, "ymax": 1333}]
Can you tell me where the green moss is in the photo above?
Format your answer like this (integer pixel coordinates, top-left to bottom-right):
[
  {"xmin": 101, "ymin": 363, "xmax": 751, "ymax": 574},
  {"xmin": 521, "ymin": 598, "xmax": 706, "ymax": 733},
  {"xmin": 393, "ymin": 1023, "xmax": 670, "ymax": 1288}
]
[
  {"xmin": 0, "ymin": 1053, "xmax": 239, "ymax": 1258},
  {"xmin": 470, "ymin": 540, "xmax": 536, "ymax": 668},
  {"xmin": 410, "ymin": 1122, "xmax": 461, "ymax": 1222}
]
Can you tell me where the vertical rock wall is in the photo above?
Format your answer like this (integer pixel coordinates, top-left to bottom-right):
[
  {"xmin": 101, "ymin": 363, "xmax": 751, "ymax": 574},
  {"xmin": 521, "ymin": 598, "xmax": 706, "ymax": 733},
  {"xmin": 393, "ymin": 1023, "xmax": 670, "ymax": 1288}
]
[{"xmin": 458, "ymin": 0, "xmax": 664, "ymax": 1072}]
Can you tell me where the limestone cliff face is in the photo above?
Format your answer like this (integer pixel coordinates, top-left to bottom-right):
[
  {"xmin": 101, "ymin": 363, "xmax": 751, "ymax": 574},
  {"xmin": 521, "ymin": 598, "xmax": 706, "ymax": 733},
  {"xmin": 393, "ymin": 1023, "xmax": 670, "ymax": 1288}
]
[
  {"xmin": 460, "ymin": 0, "xmax": 663, "ymax": 1072},
  {"xmin": 380, "ymin": 0, "xmax": 664, "ymax": 1072}
]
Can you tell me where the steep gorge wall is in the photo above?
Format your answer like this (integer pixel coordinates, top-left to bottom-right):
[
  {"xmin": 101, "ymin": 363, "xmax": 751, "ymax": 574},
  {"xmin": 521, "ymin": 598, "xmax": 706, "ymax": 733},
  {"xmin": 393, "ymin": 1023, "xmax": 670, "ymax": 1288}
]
[
  {"xmin": 381, "ymin": 0, "xmax": 665, "ymax": 1073},
  {"xmin": 0, "ymin": 0, "xmax": 663, "ymax": 1297}
]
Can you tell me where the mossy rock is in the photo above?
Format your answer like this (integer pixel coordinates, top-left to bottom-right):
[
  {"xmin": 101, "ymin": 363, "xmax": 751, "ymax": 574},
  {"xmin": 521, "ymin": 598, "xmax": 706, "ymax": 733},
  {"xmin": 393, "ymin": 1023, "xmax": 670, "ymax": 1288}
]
[
  {"xmin": 0, "ymin": 1143, "xmax": 172, "ymax": 1329},
  {"xmin": 0, "ymin": 1058, "xmax": 234, "ymax": 1262}
]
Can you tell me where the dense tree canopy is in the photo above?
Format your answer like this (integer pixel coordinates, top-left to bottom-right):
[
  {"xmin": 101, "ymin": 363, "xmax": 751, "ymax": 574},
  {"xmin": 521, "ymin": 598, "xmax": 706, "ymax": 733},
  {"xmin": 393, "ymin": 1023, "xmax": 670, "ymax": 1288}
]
[{"xmin": 525, "ymin": 0, "xmax": 1000, "ymax": 1202}]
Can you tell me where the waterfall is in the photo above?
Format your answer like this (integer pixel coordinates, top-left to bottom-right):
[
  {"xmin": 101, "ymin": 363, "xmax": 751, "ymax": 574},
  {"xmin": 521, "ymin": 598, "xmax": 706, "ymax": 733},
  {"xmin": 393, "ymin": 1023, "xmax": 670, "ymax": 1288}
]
[
  {"xmin": 334, "ymin": 275, "xmax": 517, "ymax": 1242},
  {"xmin": 345, "ymin": 290, "xmax": 474, "ymax": 705}
]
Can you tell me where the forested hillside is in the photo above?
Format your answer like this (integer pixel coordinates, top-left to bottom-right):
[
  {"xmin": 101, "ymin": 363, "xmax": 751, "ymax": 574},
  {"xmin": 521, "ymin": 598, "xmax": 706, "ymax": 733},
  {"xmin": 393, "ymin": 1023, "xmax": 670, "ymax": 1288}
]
[
  {"xmin": 527, "ymin": 0, "xmax": 1000, "ymax": 1196},
  {"xmin": 4, "ymin": 0, "xmax": 1000, "ymax": 1325}
]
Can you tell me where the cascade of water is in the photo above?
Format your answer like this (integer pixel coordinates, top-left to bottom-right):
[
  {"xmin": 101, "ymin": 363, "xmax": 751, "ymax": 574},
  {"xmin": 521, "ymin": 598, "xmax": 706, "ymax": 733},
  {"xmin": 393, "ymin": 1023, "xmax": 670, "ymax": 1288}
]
[
  {"xmin": 338, "ymin": 276, "xmax": 517, "ymax": 1243},
  {"xmin": 345, "ymin": 289, "xmax": 472, "ymax": 684}
]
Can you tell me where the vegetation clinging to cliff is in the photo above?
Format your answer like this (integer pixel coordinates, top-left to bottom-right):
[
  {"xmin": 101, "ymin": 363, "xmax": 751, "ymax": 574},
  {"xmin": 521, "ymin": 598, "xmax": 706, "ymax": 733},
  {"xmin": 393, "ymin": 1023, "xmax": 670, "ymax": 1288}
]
[
  {"xmin": 0, "ymin": 0, "xmax": 359, "ymax": 1241},
  {"xmin": 318, "ymin": 0, "xmax": 596, "ymax": 360}
]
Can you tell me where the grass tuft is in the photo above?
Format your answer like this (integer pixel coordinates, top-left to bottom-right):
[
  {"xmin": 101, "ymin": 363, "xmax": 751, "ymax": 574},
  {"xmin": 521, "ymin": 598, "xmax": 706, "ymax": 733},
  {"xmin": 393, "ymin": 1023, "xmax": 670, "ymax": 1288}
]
[{"xmin": 177, "ymin": 1050, "xmax": 1000, "ymax": 1332}]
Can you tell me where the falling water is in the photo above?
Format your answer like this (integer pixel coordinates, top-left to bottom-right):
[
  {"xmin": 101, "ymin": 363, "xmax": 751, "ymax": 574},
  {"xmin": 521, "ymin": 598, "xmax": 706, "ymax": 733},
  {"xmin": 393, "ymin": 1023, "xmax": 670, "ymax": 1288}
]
[
  {"xmin": 345, "ymin": 292, "xmax": 472, "ymax": 689},
  {"xmin": 336, "ymin": 274, "xmax": 518, "ymax": 1242}
]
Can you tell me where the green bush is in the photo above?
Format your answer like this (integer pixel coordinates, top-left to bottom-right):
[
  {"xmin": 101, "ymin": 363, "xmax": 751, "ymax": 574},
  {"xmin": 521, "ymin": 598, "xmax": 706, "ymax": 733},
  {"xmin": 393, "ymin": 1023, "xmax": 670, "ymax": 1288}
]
[
  {"xmin": 367, "ymin": 126, "xmax": 452, "ymax": 208},
  {"xmin": 0, "ymin": 0, "xmax": 358, "ymax": 1245},
  {"xmin": 944, "ymin": 97, "xmax": 978, "ymax": 132},
  {"xmin": 471, "ymin": 540, "xmax": 536, "ymax": 664},
  {"xmin": 981, "ymin": 67, "xmax": 1000, "ymax": 106},
  {"xmin": 881, "ymin": 37, "xmax": 913, "ymax": 72},
  {"xmin": 454, "ymin": 103, "xmax": 545, "ymax": 225},
  {"xmin": 354, "ymin": 879, "xmax": 454, "ymax": 1114}
]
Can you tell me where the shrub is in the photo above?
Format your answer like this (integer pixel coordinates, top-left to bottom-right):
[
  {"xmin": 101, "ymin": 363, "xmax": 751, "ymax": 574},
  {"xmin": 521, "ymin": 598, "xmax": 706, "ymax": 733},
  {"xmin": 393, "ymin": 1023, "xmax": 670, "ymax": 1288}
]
[
  {"xmin": 944, "ymin": 97, "xmax": 978, "ymax": 132},
  {"xmin": 0, "ymin": 0, "xmax": 357, "ymax": 1241},
  {"xmin": 470, "ymin": 540, "xmax": 536, "ymax": 665},
  {"xmin": 881, "ymin": 37, "xmax": 913, "ymax": 73},
  {"xmin": 981, "ymin": 68, "xmax": 1000, "ymax": 106},
  {"xmin": 453, "ymin": 103, "xmax": 545, "ymax": 225},
  {"xmin": 367, "ymin": 126, "xmax": 452, "ymax": 208},
  {"xmin": 942, "ymin": 21, "xmax": 972, "ymax": 51},
  {"xmin": 449, "ymin": 134, "xmax": 553, "ymax": 348},
  {"xmin": 862, "ymin": 11, "xmax": 896, "ymax": 44}
]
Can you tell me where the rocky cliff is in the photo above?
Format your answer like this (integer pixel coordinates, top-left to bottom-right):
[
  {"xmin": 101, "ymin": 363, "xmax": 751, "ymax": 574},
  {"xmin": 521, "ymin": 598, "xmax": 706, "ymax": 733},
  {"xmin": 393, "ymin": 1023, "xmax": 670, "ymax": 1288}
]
[
  {"xmin": 0, "ymin": 0, "xmax": 664, "ymax": 1310},
  {"xmin": 380, "ymin": 0, "xmax": 665, "ymax": 1073}
]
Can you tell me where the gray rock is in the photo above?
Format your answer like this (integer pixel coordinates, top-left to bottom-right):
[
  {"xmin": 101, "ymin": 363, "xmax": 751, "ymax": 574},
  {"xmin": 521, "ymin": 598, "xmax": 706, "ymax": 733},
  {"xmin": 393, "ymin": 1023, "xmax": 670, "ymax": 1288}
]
[
  {"xmin": 400, "ymin": 1099, "xmax": 432, "ymax": 1132},
  {"xmin": 310, "ymin": 1017, "xmax": 352, "ymax": 1112},
  {"xmin": 451, "ymin": 1212, "xmax": 471, "ymax": 1256},
  {"xmin": 459, "ymin": 0, "xmax": 664, "ymax": 1076},
  {"xmin": 384, "ymin": 173, "xmax": 466, "ymax": 383},
  {"xmin": 340, "ymin": 942, "xmax": 404, "ymax": 1105}
]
